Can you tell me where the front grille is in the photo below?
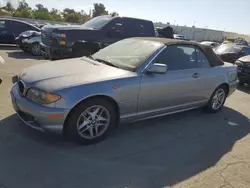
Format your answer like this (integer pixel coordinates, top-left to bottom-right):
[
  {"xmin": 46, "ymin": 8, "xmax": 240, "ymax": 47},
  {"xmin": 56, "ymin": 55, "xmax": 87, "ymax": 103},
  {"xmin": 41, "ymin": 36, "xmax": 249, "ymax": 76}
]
[
  {"xmin": 18, "ymin": 80, "xmax": 24, "ymax": 95},
  {"xmin": 42, "ymin": 32, "xmax": 53, "ymax": 46}
]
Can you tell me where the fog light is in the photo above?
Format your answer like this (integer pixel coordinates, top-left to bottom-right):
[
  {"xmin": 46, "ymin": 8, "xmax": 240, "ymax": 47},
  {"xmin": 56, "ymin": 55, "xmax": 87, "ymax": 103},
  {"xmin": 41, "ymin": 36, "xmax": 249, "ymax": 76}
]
[{"xmin": 58, "ymin": 41, "xmax": 66, "ymax": 46}]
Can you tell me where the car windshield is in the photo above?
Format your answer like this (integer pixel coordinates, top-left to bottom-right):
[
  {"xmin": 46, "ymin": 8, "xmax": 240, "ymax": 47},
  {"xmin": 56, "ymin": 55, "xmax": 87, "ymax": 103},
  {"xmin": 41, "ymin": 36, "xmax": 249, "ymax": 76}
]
[
  {"xmin": 214, "ymin": 44, "xmax": 242, "ymax": 54},
  {"xmin": 91, "ymin": 38, "xmax": 164, "ymax": 71},
  {"xmin": 81, "ymin": 16, "xmax": 112, "ymax": 29}
]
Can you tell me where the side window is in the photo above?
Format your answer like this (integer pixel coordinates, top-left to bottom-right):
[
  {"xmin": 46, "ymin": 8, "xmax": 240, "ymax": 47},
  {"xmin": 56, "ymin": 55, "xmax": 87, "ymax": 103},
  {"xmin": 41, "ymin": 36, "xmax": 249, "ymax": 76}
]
[
  {"xmin": 0, "ymin": 21, "xmax": 6, "ymax": 30},
  {"xmin": 154, "ymin": 45, "xmax": 197, "ymax": 71},
  {"xmin": 196, "ymin": 48, "xmax": 211, "ymax": 68},
  {"xmin": 107, "ymin": 22, "xmax": 124, "ymax": 38}
]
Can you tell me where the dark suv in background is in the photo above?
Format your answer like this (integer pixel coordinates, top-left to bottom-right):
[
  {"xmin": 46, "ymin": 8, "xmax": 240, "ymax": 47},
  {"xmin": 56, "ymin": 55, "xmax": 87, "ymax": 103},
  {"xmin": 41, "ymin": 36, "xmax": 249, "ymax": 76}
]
[
  {"xmin": 40, "ymin": 15, "xmax": 156, "ymax": 60},
  {"xmin": 0, "ymin": 18, "xmax": 40, "ymax": 44}
]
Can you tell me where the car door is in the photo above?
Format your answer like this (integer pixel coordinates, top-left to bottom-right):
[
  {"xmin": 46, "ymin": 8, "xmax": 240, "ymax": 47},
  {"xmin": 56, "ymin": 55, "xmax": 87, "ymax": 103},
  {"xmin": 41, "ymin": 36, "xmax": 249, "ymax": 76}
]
[
  {"xmin": 0, "ymin": 20, "xmax": 13, "ymax": 44},
  {"xmin": 138, "ymin": 44, "xmax": 204, "ymax": 118},
  {"xmin": 101, "ymin": 18, "xmax": 126, "ymax": 48}
]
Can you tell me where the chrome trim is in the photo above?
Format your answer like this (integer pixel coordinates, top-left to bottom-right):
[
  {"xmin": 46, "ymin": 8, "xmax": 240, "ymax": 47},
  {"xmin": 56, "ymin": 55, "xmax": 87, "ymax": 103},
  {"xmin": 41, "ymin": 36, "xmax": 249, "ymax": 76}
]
[{"xmin": 140, "ymin": 45, "xmax": 167, "ymax": 74}]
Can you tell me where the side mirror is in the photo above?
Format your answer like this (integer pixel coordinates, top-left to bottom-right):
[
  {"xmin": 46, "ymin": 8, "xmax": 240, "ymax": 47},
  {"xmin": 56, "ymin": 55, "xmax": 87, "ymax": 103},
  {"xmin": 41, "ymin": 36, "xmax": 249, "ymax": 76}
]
[{"xmin": 146, "ymin": 63, "xmax": 167, "ymax": 74}]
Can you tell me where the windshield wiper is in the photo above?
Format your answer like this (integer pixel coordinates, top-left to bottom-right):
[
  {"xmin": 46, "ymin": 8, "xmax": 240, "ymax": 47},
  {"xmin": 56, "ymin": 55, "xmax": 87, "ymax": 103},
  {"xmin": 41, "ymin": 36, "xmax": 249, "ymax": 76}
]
[
  {"xmin": 87, "ymin": 55, "xmax": 96, "ymax": 61},
  {"xmin": 95, "ymin": 58, "xmax": 120, "ymax": 68}
]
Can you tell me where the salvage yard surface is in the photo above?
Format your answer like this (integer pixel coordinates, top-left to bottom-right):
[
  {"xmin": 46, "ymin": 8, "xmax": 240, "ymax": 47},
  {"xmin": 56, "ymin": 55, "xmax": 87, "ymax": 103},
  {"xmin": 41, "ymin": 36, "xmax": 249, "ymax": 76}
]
[{"xmin": 0, "ymin": 46, "xmax": 250, "ymax": 188}]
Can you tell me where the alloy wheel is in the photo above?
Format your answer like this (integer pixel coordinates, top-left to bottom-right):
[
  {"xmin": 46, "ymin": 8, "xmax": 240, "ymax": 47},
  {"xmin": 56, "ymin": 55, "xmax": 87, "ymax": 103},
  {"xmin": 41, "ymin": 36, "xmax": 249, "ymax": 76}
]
[
  {"xmin": 76, "ymin": 105, "xmax": 110, "ymax": 139},
  {"xmin": 211, "ymin": 88, "xmax": 226, "ymax": 110}
]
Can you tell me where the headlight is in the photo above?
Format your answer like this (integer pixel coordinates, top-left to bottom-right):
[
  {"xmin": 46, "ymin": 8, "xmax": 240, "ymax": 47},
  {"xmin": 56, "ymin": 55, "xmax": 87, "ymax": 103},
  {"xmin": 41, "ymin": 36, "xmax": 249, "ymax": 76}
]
[
  {"xmin": 26, "ymin": 88, "xmax": 61, "ymax": 104},
  {"xmin": 235, "ymin": 60, "xmax": 243, "ymax": 66},
  {"xmin": 227, "ymin": 71, "xmax": 238, "ymax": 82},
  {"xmin": 52, "ymin": 33, "xmax": 66, "ymax": 38}
]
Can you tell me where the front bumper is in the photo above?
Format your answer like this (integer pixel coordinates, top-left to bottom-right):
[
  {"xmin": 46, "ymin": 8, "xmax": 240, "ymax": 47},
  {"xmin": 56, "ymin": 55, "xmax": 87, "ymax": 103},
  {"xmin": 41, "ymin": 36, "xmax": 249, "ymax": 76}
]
[
  {"xmin": 228, "ymin": 80, "xmax": 239, "ymax": 96},
  {"xmin": 40, "ymin": 43, "xmax": 72, "ymax": 59},
  {"xmin": 237, "ymin": 67, "xmax": 250, "ymax": 83},
  {"xmin": 10, "ymin": 84, "xmax": 69, "ymax": 134}
]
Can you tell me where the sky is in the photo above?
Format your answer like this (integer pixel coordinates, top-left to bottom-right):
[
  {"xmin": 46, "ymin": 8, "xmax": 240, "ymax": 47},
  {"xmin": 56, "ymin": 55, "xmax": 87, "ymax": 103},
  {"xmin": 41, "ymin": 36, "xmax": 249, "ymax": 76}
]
[{"xmin": 2, "ymin": 0, "xmax": 250, "ymax": 35}]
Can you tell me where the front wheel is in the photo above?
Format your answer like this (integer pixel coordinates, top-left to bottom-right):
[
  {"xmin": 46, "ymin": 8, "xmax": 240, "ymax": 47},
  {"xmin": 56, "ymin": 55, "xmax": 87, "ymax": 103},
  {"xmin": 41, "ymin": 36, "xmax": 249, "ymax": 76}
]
[
  {"xmin": 31, "ymin": 43, "xmax": 41, "ymax": 56},
  {"xmin": 65, "ymin": 98, "xmax": 117, "ymax": 144},
  {"xmin": 206, "ymin": 85, "xmax": 227, "ymax": 113}
]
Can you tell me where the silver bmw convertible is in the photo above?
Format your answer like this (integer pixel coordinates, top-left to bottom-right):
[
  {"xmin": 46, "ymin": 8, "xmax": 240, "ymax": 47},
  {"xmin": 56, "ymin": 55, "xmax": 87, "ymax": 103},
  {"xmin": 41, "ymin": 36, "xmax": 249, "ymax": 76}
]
[{"xmin": 10, "ymin": 37, "xmax": 238, "ymax": 144}]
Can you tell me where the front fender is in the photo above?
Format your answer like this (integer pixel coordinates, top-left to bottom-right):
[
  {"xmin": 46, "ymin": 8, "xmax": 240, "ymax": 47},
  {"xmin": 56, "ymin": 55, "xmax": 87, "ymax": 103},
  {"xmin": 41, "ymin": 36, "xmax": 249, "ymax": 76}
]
[
  {"xmin": 26, "ymin": 36, "xmax": 41, "ymax": 44},
  {"xmin": 54, "ymin": 77, "xmax": 141, "ymax": 118}
]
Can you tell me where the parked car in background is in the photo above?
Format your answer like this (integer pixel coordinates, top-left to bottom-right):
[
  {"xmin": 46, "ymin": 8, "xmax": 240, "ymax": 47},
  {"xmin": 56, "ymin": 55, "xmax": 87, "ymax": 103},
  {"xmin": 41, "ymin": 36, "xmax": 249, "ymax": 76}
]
[
  {"xmin": 173, "ymin": 34, "xmax": 188, "ymax": 40},
  {"xmin": 156, "ymin": 26, "xmax": 174, "ymax": 38},
  {"xmin": 214, "ymin": 43, "xmax": 250, "ymax": 63},
  {"xmin": 0, "ymin": 18, "xmax": 40, "ymax": 44},
  {"xmin": 41, "ymin": 15, "xmax": 156, "ymax": 60},
  {"xmin": 200, "ymin": 41, "xmax": 220, "ymax": 48},
  {"xmin": 222, "ymin": 37, "xmax": 248, "ymax": 46},
  {"xmin": 15, "ymin": 30, "xmax": 42, "ymax": 56},
  {"xmin": 11, "ymin": 38, "xmax": 238, "ymax": 144},
  {"xmin": 235, "ymin": 55, "xmax": 250, "ymax": 85}
]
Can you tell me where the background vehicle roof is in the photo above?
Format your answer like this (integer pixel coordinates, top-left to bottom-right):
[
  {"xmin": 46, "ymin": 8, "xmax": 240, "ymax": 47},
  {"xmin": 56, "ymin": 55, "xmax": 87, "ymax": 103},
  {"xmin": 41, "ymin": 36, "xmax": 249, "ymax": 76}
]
[{"xmin": 0, "ymin": 18, "xmax": 40, "ymax": 30}]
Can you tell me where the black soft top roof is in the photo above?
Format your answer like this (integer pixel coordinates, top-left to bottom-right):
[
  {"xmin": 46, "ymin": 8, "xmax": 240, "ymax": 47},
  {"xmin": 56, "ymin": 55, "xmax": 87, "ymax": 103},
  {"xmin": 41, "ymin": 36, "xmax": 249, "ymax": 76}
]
[{"xmin": 134, "ymin": 37, "xmax": 224, "ymax": 67}]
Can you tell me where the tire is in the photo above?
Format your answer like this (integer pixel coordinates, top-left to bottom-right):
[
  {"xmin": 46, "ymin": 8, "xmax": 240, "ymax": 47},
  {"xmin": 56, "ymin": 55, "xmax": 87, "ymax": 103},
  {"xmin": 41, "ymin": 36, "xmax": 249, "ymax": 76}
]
[
  {"xmin": 31, "ymin": 43, "xmax": 41, "ymax": 56},
  {"xmin": 65, "ymin": 98, "xmax": 117, "ymax": 145},
  {"xmin": 206, "ymin": 85, "xmax": 228, "ymax": 113}
]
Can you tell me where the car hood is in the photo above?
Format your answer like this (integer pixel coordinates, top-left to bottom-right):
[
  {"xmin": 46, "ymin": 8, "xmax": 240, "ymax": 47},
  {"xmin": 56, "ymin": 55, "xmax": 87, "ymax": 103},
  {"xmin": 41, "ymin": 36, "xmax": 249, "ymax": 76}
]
[
  {"xmin": 42, "ymin": 24, "xmax": 97, "ymax": 32},
  {"xmin": 238, "ymin": 55, "xmax": 250, "ymax": 62},
  {"xmin": 19, "ymin": 57, "xmax": 136, "ymax": 91}
]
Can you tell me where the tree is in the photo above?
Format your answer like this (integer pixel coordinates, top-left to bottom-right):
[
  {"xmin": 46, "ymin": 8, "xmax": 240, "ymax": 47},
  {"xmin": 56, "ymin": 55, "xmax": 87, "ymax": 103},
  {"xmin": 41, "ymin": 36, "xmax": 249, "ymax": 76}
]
[
  {"xmin": 33, "ymin": 4, "xmax": 52, "ymax": 20},
  {"xmin": 13, "ymin": 9, "xmax": 32, "ymax": 18},
  {"xmin": 110, "ymin": 12, "xmax": 119, "ymax": 17},
  {"xmin": 50, "ymin": 8, "xmax": 63, "ymax": 21},
  {"xmin": 35, "ymin": 4, "xmax": 48, "ymax": 12},
  {"xmin": 62, "ymin": 8, "xmax": 81, "ymax": 23},
  {"xmin": 92, "ymin": 3, "xmax": 108, "ymax": 17},
  {"xmin": 80, "ymin": 10, "xmax": 91, "ymax": 23},
  {"xmin": 5, "ymin": 1, "xmax": 15, "ymax": 13},
  {"xmin": 16, "ymin": 0, "xmax": 31, "ymax": 11}
]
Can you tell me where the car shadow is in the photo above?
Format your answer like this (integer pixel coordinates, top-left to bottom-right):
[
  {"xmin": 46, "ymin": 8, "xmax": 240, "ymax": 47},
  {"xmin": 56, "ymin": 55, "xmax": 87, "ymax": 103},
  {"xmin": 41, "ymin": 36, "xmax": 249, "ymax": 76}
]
[
  {"xmin": 0, "ymin": 107, "xmax": 249, "ymax": 188},
  {"xmin": 7, "ymin": 51, "xmax": 44, "ymax": 60},
  {"xmin": 237, "ymin": 84, "xmax": 250, "ymax": 94},
  {"xmin": 0, "ymin": 45, "xmax": 18, "ymax": 50}
]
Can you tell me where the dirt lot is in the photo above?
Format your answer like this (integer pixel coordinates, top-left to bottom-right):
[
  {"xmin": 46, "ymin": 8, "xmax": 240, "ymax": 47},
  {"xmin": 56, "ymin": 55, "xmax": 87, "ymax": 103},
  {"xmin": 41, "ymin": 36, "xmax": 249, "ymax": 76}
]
[{"xmin": 0, "ymin": 46, "xmax": 250, "ymax": 188}]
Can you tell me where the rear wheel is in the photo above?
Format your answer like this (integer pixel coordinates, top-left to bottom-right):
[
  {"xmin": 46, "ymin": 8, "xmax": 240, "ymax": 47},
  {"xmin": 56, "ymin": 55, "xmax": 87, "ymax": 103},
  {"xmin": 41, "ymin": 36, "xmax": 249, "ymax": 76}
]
[
  {"xmin": 206, "ymin": 85, "xmax": 227, "ymax": 113},
  {"xmin": 65, "ymin": 98, "xmax": 117, "ymax": 144},
  {"xmin": 31, "ymin": 43, "xmax": 41, "ymax": 56}
]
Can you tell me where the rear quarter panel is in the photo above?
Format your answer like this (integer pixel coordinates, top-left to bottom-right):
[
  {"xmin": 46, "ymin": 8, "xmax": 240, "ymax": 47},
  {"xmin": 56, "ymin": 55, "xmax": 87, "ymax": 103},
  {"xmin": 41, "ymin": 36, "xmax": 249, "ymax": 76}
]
[{"xmin": 199, "ymin": 63, "xmax": 237, "ymax": 99}]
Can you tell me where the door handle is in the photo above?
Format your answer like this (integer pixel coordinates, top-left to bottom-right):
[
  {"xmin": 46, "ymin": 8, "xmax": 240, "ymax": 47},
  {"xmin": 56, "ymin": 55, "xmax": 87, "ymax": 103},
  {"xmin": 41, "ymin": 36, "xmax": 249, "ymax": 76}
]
[{"xmin": 192, "ymin": 73, "xmax": 200, "ymax": 78}]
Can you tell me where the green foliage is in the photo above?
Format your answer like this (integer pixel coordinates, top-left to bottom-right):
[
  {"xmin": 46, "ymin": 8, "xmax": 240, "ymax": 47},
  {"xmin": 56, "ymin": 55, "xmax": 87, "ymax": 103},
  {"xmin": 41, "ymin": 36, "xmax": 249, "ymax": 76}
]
[
  {"xmin": 92, "ymin": 3, "xmax": 109, "ymax": 17},
  {"xmin": 13, "ymin": 9, "xmax": 33, "ymax": 18},
  {"xmin": 0, "ymin": 9, "xmax": 11, "ymax": 16},
  {"xmin": 1, "ymin": 0, "xmax": 118, "ymax": 23},
  {"xmin": 110, "ymin": 12, "xmax": 119, "ymax": 16}
]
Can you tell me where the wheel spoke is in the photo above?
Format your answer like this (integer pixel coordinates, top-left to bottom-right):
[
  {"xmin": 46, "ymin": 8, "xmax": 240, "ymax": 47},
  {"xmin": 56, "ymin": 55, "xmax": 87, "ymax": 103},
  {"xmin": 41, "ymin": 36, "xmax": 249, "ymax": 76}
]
[
  {"xmin": 89, "ymin": 126, "xmax": 94, "ymax": 137},
  {"xmin": 98, "ymin": 116, "xmax": 108, "ymax": 122},
  {"xmin": 212, "ymin": 101, "xmax": 217, "ymax": 109},
  {"xmin": 79, "ymin": 125, "xmax": 90, "ymax": 134},
  {"xmin": 87, "ymin": 107, "xmax": 101, "ymax": 118},
  {"xmin": 78, "ymin": 120, "xmax": 90, "ymax": 130}
]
